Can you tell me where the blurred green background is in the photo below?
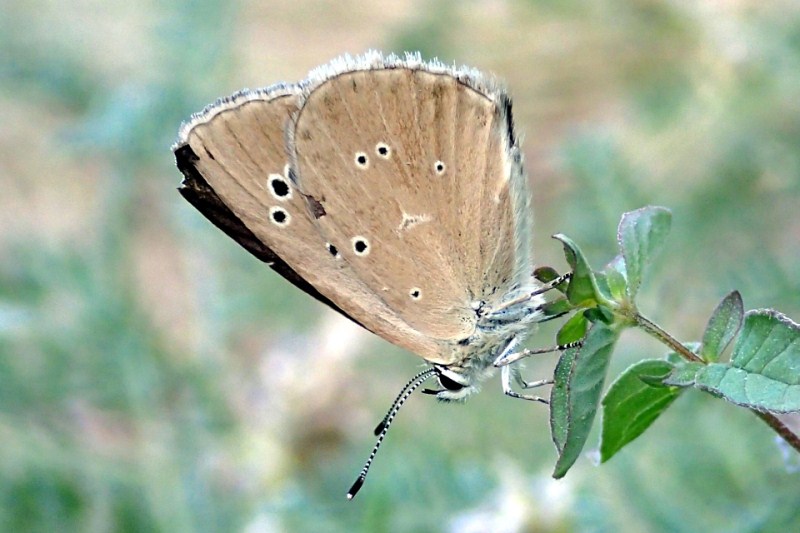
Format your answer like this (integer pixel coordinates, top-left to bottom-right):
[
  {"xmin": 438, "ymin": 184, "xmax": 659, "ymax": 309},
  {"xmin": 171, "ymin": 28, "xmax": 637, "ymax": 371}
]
[{"xmin": 2, "ymin": 0, "xmax": 799, "ymax": 531}]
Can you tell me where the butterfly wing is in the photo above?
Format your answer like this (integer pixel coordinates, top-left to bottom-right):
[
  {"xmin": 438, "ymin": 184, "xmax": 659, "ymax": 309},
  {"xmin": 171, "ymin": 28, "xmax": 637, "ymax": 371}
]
[
  {"xmin": 175, "ymin": 141, "xmax": 357, "ymax": 320},
  {"xmin": 173, "ymin": 85, "xmax": 441, "ymax": 360},
  {"xmin": 289, "ymin": 53, "xmax": 533, "ymax": 344}
]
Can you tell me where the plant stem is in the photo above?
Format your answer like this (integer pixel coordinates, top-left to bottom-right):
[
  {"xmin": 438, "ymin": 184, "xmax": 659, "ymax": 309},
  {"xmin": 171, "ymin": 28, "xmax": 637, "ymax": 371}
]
[
  {"xmin": 753, "ymin": 411, "xmax": 800, "ymax": 454},
  {"xmin": 635, "ymin": 312, "xmax": 800, "ymax": 454},
  {"xmin": 634, "ymin": 313, "xmax": 704, "ymax": 363}
]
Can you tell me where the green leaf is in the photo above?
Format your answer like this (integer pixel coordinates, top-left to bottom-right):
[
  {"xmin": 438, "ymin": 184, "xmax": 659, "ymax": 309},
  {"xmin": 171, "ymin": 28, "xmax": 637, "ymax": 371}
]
[
  {"xmin": 557, "ymin": 311, "xmax": 588, "ymax": 345},
  {"xmin": 603, "ymin": 255, "xmax": 628, "ymax": 303},
  {"xmin": 534, "ymin": 266, "xmax": 568, "ymax": 294},
  {"xmin": 731, "ymin": 310, "xmax": 798, "ymax": 374},
  {"xmin": 700, "ymin": 291, "xmax": 744, "ymax": 362},
  {"xmin": 550, "ymin": 349, "xmax": 576, "ymax": 454},
  {"xmin": 550, "ymin": 323, "xmax": 618, "ymax": 478},
  {"xmin": 552, "ymin": 234, "xmax": 604, "ymax": 307},
  {"xmin": 540, "ymin": 298, "xmax": 573, "ymax": 319},
  {"xmin": 600, "ymin": 360, "xmax": 683, "ymax": 462},
  {"xmin": 584, "ymin": 306, "xmax": 614, "ymax": 325},
  {"xmin": 663, "ymin": 344, "xmax": 704, "ymax": 386},
  {"xmin": 637, "ymin": 372, "xmax": 672, "ymax": 387},
  {"xmin": 663, "ymin": 362, "xmax": 703, "ymax": 387},
  {"xmin": 690, "ymin": 310, "xmax": 800, "ymax": 413},
  {"xmin": 592, "ymin": 271, "xmax": 614, "ymax": 303},
  {"xmin": 617, "ymin": 206, "xmax": 672, "ymax": 300}
]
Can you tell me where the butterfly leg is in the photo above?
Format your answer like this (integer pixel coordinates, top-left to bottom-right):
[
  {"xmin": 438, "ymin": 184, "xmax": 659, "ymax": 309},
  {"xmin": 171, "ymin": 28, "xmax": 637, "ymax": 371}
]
[
  {"xmin": 530, "ymin": 271, "xmax": 572, "ymax": 297},
  {"xmin": 493, "ymin": 340, "xmax": 583, "ymax": 367},
  {"xmin": 501, "ymin": 365, "xmax": 549, "ymax": 403},
  {"xmin": 516, "ymin": 375, "xmax": 554, "ymax": 390},
  {"xmin": 492, "ymin": 272, "xmax": 573, "ymax": 314}
]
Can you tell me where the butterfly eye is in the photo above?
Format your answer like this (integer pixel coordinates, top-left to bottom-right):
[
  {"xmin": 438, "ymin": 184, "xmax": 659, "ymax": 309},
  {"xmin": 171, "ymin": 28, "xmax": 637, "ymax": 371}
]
[{"xmin": 438, "ymin": 373, "xmax": 465, "ymax": 391}]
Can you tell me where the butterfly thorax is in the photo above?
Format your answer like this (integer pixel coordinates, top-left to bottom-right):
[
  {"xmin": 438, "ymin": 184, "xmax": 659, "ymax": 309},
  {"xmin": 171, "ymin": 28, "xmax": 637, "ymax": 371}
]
[{"xmin": 431, "ymin": 282, "xmax": 545, "ymax": 401}]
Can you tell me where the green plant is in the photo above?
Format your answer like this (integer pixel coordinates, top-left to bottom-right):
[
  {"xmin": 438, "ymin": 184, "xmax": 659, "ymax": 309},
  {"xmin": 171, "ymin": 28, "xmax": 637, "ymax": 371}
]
[{"xmin": 523, "ymin": 206, "xmax": 800, "ymax": 477}]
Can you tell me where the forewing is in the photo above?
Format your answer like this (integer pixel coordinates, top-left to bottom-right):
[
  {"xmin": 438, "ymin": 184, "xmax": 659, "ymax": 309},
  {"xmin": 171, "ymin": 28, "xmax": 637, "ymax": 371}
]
[
  {"xmin": 290, "ymin": 55, "xmax": 533, "ymax": 341},
  {"xmin": 173, "ymin": 86, "xmax": 441, "ymax": 360}
]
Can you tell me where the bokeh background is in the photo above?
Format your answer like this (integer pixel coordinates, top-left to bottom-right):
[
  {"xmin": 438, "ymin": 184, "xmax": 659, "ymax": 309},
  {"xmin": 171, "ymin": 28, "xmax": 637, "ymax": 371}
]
[{"xmin": 2, "ymin": 0, "xmax": 800, "ymax": 531}]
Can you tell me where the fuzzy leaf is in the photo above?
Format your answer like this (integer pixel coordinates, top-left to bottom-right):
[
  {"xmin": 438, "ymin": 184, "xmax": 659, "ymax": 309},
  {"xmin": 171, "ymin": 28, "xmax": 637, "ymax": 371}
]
[
  {"xmin": 534, "ymin": 266, "xmax": 568, "ymax": 294},
  {"xmin": 667, "ymin": 311, "xmax": 800, "ymax": 413},
  {"xmin": 540, "ymin": 298, "xmax": 573, "ymax": 319},
  {"xmin": 550, "ymin": 349, "xmax": 576, "ymax": 454},
  {"xmin": 557, "ymin": 311, "xmax": 589, "ymax": 345},
  {"xmin": 617, "ymin": 206, "xmax": 671, "ymax": 300},
  {"xmin": 663, "ymin": 344, "xmax": 704, "ymax": 386},
  {"xmin": 584, "ymin": 306, "xmax": 614, "ymax": 325},
  {"xmin": 553, "ymin": 234, "xmax": 603, "ymax": 306},
  {"xmin": 663, "ymin": 362, "xmax": 704, "ymax": 387},
  {"xmin": 603, "ymin": 255, "xmax": 628, "ymax": 303},
  {"xmin": 550, "ymin": 323, "xmax": 618, "ymax": 478},
  {"xmin": 700, "ymin": 291, "xmax": 744, "ymax": 362},
  {"xmin": 600, "ymin": 360, "xmax": 683, "ymax": 462},
  {"xmin": 730, "ymin": 309, "xmax": 798, "ymax": 375}
]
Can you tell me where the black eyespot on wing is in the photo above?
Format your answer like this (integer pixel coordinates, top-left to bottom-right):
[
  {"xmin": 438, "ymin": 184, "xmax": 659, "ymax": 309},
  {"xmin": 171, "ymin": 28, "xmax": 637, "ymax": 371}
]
[
  {"xmin": 376, "ymin": 143, "xmax": 391, "ymax": 158},
  {"xmin": 270, "ymin": 177, "xmax": 290, "ymax": 197},
  {"xmin": 326, "ymin": 243, "xmax": 339, "ymax": 258},
  {"xmin": 269, "ymin": 206, "xmax": 290, "ymax": 226},
  {"xmin": 353, "ymin": 238, "xmax": 369, "ymax": 255},
  {"xmin": 174, "ymin": 143, "xmax": 362, "ymax": 329}
]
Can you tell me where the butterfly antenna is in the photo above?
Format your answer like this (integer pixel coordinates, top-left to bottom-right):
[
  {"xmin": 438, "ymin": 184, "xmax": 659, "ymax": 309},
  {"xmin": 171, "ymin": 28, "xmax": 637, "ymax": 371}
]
[
  {"xmin": 373, "ymin": 369, "xmax": 437, "ymax": 435},
  {"xmin": 347, "ymin": 367, "xmax": 436, "ymax": 500}
]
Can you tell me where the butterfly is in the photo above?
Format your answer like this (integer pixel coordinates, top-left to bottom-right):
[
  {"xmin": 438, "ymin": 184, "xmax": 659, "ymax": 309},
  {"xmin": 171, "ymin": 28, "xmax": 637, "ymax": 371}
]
[{"xmin": 173, "ymin": 51, "xmax": 567, "ymax": 497}]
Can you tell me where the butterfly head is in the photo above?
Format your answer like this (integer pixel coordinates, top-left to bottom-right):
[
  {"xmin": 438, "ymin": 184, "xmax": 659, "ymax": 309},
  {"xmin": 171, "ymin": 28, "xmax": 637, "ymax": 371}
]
[
  {"xmin": 423, "ymin": 285, "xmax": 547, "ymax": 401},
  {"xmin": 422, "ymin": 359, "xmax": 499, "ymax": 401}
]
